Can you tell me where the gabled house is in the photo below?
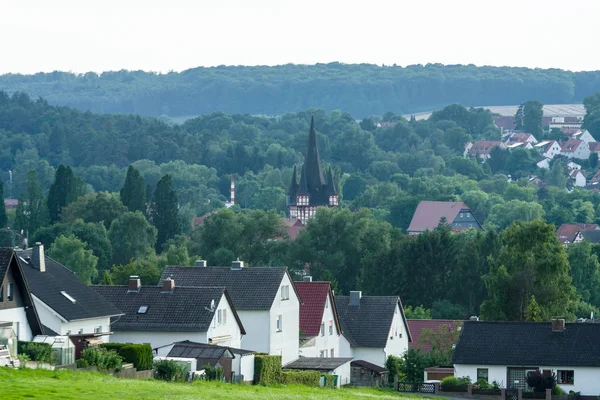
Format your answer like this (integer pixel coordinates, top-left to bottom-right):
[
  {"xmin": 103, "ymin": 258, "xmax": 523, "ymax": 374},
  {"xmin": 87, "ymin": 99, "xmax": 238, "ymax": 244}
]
[
  {"xmin": 507, "ymin": 132, "xmax": 538, "ymax": 144},
  {"xmin": 283, "ymin": 218, "xmax": 305, "ymax": 240},
  {"xmin": 564, "ymin": 129, "xmax": 596, "ymax": 145},
  {"xmin": 17, "ymin": 243, "xmax": 123, "ymax": 354},
  {"xmin": 93, "ymin": 277, "xmax": 245, "ymax": 350},
  {"xmin": 452, "ymin": 320, "xmax": 600, "ymax": 395},
  {"xmin": 160, "ymin": 261, "xmax": 301, "ymax": 364},
  {"xmin": 556, "ymin": 223, "xmax": 599, "ymax": 245},
  {"xmin": 294, "ymin": 278, "xmax": 350, "ymax": 359},
  {"xmin": 0, "ymin": 248, "xmax": 43, "ymax": 341},
  {"xmin": 464, "ymin": 141, "xmax": 506, "ymax": 161},
  {"xmin": 534, "ymin": 140, "xmax": 562, "ymax": 159},
  {"xmin": 505, "ymin": 141, "xmax": 533, "ymax": 150},
  {"xmin": 407, "ymin": 201, "xmax": 483, "ymax": 234},
  {"xmin": 560, "ymin": 139, "xmax": 590, "ymax": 160},
  {"xmin": 335, "ymin": 291, "xmax": 411, "ymax": 367},
  {"xmin": 569, "ymin": 169, "xmax": 586, "ymax": 188},
  {"xmin": 407, "ymin": 319, "xmax": 461, "ymax": 352},
  {"xmin": 550, "ymin": 116, "xmax": 583, "ymax": 132}
]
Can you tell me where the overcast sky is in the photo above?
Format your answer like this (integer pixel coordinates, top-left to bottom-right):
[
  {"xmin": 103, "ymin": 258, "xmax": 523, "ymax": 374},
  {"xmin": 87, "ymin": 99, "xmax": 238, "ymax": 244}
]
[{"xmin": 1, "ymin": 0, "xmax": 597, "ymax": 75}]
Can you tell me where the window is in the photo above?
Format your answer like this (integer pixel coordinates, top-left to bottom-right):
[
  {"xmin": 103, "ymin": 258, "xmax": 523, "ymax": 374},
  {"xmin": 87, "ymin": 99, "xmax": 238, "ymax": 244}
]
[
  {"xmin": 222, "ymin": 309, "xmax": 227, "ymax": 325},
  {"xmin": 217, "ymin": 309, "xmax": 222, "ymax": 325},
  {"xmin": 276, "ymin": 315, "xmax": 282, "ymax": 332},
  {"xmin": 319, "ymin": 350, "xmax": 325, "ymax": 358},
  {"xmin": 330, "ymin": 348, "xmax": 334, "ymax": 358},
  {"xmin": 217, "ymin": 309, "xmax": 227, "ymax": 325},
  {"xmin": 320, "ymin": 323, "xmax": 325, "ymax": 336},
  {"xmin": 328, "ymin": 321, "xmax": 333, "ymax": 335},
  {"xmin": 137, "ymin": 305, "xmax": 148, "ymax": 314},
  {"xmin": 94, "ymin": 326, "xmax": 102, "ymax": 334},
  {"xmin": 66, "ymin": 330, "xmax": 71, "ymax": 335},
  {"xmin": 324, "ymin": 349, "xmax": 328, "ymax": 357},
  {"xmin": 7, "ymin": 283, "xmax": 13, "ymax": 301},
  {"xmin": 280, "ymin": 285, "xmax": 290, "ymax": 301},
  {"xmin": 78, "ymin": 329, "xmax": 84, "ymax": 334},
  {"xmin": 557, "ymin": 370, "xmax": 574, "ymax": 385},
  {"xmin": 477, "ymin": 368, "xmax": 489, "ymax": 382}
]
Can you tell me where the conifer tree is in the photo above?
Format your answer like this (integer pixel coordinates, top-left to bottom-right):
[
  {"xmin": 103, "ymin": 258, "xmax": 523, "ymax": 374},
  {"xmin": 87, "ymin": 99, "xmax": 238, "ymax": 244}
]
[
  {"xmin": 151, "ymin": 174, "xmax": 180, "ymax": 252},
  {"xmin": 120, "ymin": 165, "xmax": 146, "ymax": 213},
  {"xmin": 47, "ymin": 165, "xmax": 80, "ymax": 223},
  {"xmin": 0, "ymin": 181, "xmax": 7, "ymax": 228},
  {"xmin": 15, "ymin": 170, "xmax": 48, "ymax": 236}
]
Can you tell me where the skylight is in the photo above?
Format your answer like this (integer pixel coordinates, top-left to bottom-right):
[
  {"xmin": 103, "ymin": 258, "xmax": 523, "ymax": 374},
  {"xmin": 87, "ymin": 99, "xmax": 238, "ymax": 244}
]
[
  {"xmin": 60, "ymin": 291, "xmax": 76, "ymax": 304},
  {"xmin": 138, "ymin": 306, "xmax": 148, "ymax": 314}
]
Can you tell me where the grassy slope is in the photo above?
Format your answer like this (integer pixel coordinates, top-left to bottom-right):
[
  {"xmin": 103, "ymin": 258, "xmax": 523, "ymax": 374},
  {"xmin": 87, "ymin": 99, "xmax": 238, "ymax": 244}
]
[{"xmin": 1, "ymin": 368, "xmax": 423, "ymax": 400}]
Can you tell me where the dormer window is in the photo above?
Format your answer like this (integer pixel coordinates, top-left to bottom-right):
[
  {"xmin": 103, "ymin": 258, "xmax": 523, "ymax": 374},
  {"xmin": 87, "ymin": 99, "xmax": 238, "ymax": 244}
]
[
  {"xmin": 296, "ymin": 195, "xmax": 309, "ymax": 206},
  {"xmin": 329, "ymin": 195, "xmax": 338, "ymax": 206}
]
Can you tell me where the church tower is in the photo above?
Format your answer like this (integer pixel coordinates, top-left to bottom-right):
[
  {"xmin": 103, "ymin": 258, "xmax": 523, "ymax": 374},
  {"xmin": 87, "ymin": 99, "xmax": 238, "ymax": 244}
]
[{"xmin": 287, "ymin": 115, "xmax": 338, "ymax": 224}]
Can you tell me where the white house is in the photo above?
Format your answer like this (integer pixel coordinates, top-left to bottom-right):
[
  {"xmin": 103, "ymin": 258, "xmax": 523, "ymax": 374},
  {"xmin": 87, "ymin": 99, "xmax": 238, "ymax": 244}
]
[
  {"xmin": 569, "ymin": 170, "xmax": 586, "ymax": 188},
  {"xmin": 0, "ymin": 248, "xmax": 43, "ymax": 342},
  {"xmin": 561, "ymin": 139, "xmax": 590, "ymax": 160},
  {"xmin": 335, "ymin": 292, "xmax": 411, "ymax": 367},
  {"xmin": 452, "ymin": 320, "xmax": 600, "ymax": 395},
  {"xmin": 464, "ymin": 141, "xmax": 506, "ymax": 161},
  {"xmin": 294, "ymin": 278, "xmax": 350, "ymax": 359},
  {"xmin": 93, "ymin": 277, "xmax": 245, "ymax": 351},
  {"xmin": 568, "ymin": 129, "xmax": 596, "ymax": 145},
  {"xmin": 534, "ymin": 140, "xmax": 562, "ymax": 159},
  {"xmin": 18, "ymin": 244, "xmax": 123, "ymax": 353},
  {"xmin": 536, "ymin": 158, "xmax": 551, "ymax": 170},
  {"xmin": 161, "ymin": 262, "xmax": 301, "ymax": 365},
  {"xmin": 508, "ymin": 132, "xmax": 538, "ymax": 144}
]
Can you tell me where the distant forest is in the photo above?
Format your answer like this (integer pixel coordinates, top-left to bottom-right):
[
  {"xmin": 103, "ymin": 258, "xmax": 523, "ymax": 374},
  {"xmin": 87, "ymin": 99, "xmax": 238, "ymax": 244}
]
[{"xmin": 2, "ymin": 63, "xmax": 600, "ymax": 118}]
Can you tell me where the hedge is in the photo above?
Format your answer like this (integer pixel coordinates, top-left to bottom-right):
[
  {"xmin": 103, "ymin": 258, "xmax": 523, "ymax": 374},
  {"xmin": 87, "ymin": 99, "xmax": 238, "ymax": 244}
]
[
  {"xmin": 101, "ymin": 343, "xmax": 153, "ymax": 371},
  {"xmin": 17, "ymin": 341, "xmax": 53, "ymax": 364},
  {"xmin": 254, "ymin": 355, "xmax": 282, "ymax": 385},
  {"xmin": 322, "ymin": 374, "xmax": 336, "ymax": 388},
  {"xmin": 77, "ymin": 347, "xmax": 123, "ymax": 371},
  {"xmin": 281, "ymin": 370, "xmax": 321, "ymax": 387}
]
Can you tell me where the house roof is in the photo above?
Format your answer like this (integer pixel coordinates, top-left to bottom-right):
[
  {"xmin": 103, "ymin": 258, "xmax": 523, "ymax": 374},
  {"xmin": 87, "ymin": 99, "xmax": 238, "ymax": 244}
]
[
  {"xmin": 351, "ymin": 359, "xmax": 388, "ymax": 373},
  {"xmin": 581, "ymin": 229, "xmax": 600, "ymax": 244},
  {"xmin": 407, "ymin": 319, "xmax": 461, "ymax": 352},
  {"xmin": 284, "ymin": 357, "xmax": 353, "ymax": 370},
  {"xmin": 561, "ymin": 139, "xmax": 584, "ymax": 152},
  {"xmin": 167, "ymin": 341, "xmax": 240, "ymax": 363},
  {"xmin": 294, "ymin": 281, "xmax": 340, "ymax": 337},
  {"xmin": 509, "ymin": 133, "xmax": 535, "ymax": 143},
  {"xmin": 17, "ymin": 250, "xmax": 123, "ymax": 322},
  {"xmin": 283, "ymin": 219, "xmax": 305, "ymax": 239},
  {"xmin": 589, "ymin": 142, "xmax": 600, "ymax": 153},
  {"xmin": 159, "ymin": 266, "xmax": 299, "ymax": 311},
  {"xmin": 452, "ymin": 321, "xmax": 600, "ymax": 367},
  {"xmin": 467, "ymin": 141, "xmax": 503, "ymax": 155},
  {"xmin": 493, "ymin": 116, "xmax": 516, "ymax": 131},
  {"xmin": 334, "ymin": 295, "xmax": 411, "ymax": 348},
  {"xmin": 407, "ymin": 201, "xmax": 471, "ymax": 232},
  {"xmin": 556, "ymin": 223, "xmax": 598, "ymax": 244},
  {"xmin": 92, "ymin": 285, "xmax": 245, "ymax": 333}
]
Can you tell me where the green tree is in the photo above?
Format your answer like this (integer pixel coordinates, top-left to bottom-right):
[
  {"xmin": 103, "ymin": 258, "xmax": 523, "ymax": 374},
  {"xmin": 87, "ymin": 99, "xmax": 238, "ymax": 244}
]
[
  {"xmin": 14, "ymin": 170, "xmax": 49, "ymax": 237},
  {"xmin": 404, "ymin": 305, "xmax": 432, "ymax": 319},
  {"xmin": 109, "ymin": 259, "xmax": 161, "ymax": 286},
  {"xmin": 61, "ymin": 192, "xmax": 127, "ymax": 229},
  {"xmin": 567, "ymin": 241, "xmax": 600, "ymax": 306},
  {"xmin": 418, "ymin": 321, "xmax": 463, "ymax": 365},
  {"xmin": 47, "ymin": 165, "xmax": 82, "ymax": 223},
  {"xmin": 0, "ymin": 181, "xmax": 7, "ymax": 228},
  {"xmin": 524, "ymin": 295, "xmax": 542, "ymax": 322},
  {"xmin": 522, "ymin": 100, "xmax": 544, "ymax": 137},
  {"xmin": 151, "ymin": 174, "xmax": 181, "ymax": 252},
  {"xmin": 547, "ymin": 160, "xmax": 567, "ymax": 189},
  {"xmin": 109, "ymin": 211, "xmax": 157, "ymax": 265},
  {"xmin": 590, "ymin": 153, "xmax": 599, "ymax": 169},
  {"xmin": 120, "ymin": 165, "xmax": 146, "ymax": 213},
  {"xmin": 48, "ymin": 234, "xmax": 98, "ymax": 284}
]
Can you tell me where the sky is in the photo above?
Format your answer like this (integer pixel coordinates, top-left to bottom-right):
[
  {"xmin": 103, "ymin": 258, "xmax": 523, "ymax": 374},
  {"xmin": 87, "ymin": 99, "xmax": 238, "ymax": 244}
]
[{"xmin": 1, "ymin": 0, "xmax": 597, "ymax": 75}]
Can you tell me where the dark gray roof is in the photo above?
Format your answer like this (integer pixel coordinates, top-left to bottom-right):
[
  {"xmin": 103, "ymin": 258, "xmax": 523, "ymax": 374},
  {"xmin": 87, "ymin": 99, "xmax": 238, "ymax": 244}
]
[
  {"xmin": 284, "ymin": 357, "xmax": 353, "ymax": 370},
  {"xmin": 160, "ymin": 266, "xmax": 296, "ymax": 310},
  {"xmin": 17, "ymin": 251, "xmax": 123, "ymax": 321},
  {"xmin": 582, "ymin": 229, "xmax": 600, "ymax": 243},
  {"xmin": 335, "ymin": 295, "xmax": 409, "ymax": 348},
  {"xmin": 92, "ymin": 285, "xmax": 245, "ymax": 333},
  {"xmin": 167, "ymin": 341, "xmax": 234, "ymax": 362},
  {"xmin": 351, "ymin": 360, "xmax": 388, "ymax": 373},
  {"xmin": 0, "ymin": 248, "xmax": 11, "ymax": 280},
  {"xmin": 452, "ymin": 321, "xmax": 600, "ymax": 367},
  {"xmin": 42, "ymin": 325, "xmax": 60, "ymax": 336}
]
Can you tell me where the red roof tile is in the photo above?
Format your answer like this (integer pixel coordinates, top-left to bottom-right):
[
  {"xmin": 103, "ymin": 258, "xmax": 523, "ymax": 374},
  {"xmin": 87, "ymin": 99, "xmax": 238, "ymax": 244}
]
[
  {"xmin": 407, "ymin": 319, "xmax": 461, "ymax": 352},
  {"xmin": 283, "ymin": 218, "xmax": 305, "ymax": 239},
  {"xmin": 467, "ymin": 141, "xmax": 503, "ymax": 155},
  {"xmin": 407, "ymin": 201, "xmax": 470, "ymax": 233},
  {"xmin": 556, "ymin": 223, "xmax": 599, "ymax": 244},
  {"xmin": 561, "ymin": 139, "xmax": 584, "ymax": 152},
  {"xmin": 493, "ymin": 116, "xmax": 516, "ymax": 130},
  {"xmin": 294, "ymin": 281, "xmax": 335, "ymax": 337},
  {"xmin": 589, "ymin": 142, "xmax": 600, "ymax": 153}
]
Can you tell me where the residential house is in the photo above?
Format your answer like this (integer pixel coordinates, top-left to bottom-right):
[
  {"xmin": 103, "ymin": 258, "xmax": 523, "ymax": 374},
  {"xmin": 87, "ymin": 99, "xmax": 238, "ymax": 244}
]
[
  {"xmin": 160, "ymin": 261, "xmax": 301, "ymax": 364},
  {"xmin": 284, "ymin": 357, "xmax": 353, "ymax": 387},
  {"xmin": 464, "ymin": 141, "xmax": 506, "ymax": 161},
  {"xmin": 549, "ymin": 116, "xmax": 584, "ymax": 131},
  {"xmin": 534, "ymin": 140, "xmax": 562, "ymax": 159},
  {"xmin": 589, "ymin": 142, "xmax": 600, "ymax": 156},
  {"xmin": 528, "ymin": 176, "xmax": 545, "ymax": 188},
  {"xmin": 493, "ymin": 116, "xmax": 516, "ymax": 134},
  {"xmin": 17, "ymin": 244, "xmax": 123, "ymax": 355},
  {"xmin": 563, "ymin": 129, "xmax": 596, "ymax": 145},
  {"xmin": 407, "ymin": 319, "xmax": 461, "ymax": 353},
  {"xmin": 283, "ymin": 218, "xmax": 305, "ymax": 240},
  {"xmin": 407, "ymin": 201, "xmax": 483, "ymax": 234},
  {"xmin": 581, "ymin": 229, "xmax": 600, "ymax": 244},
  {"xmin": 0, "ymin": 248, "xmax": 43, "ymax": 341},
  {"xmin": 294, "ymin": 278, "xmax": 350, "ymax": 359},
  {"xmin": 335, "ymin": 291, "xmax": 411, "ymax": 368},
  {"xmin": 567, "ymin": 161, "xmax": 581, "ymax": 171},
  {"xmin": 561, "ymin": 139, "xmax": 590, "ymax": 160},
  {"xmin": 93, "ymin": 277, "xmax": 245, "ymax": 350},
  {"xmin": 556, "ymin": 223, "xmax": 599, "ymax": 245},
  {"xmin": 3, "ymin": 199, "xmax": 18, "ymax": 210},
  {"xmin": 569, "ymin": 170, "xmax": 586, "ymax": 188},
  {"xmin": 350, "ymin": 360, "xmax": 389, "ymax": 387},
  {"xmin": 589, "ymin": 170, "xmax": 600, "ymax": 184},
  {"xmin": 452, "ymin": 320, "xmax": 600, "ymax": 395},
  {"xmin": 507, "ymin": 132, "xmax": 538, "ymax": 144},
  {"xmin": 536, "ymin": 158, "xmax": 551, "ymax": 170},
  {"xmin": 505, "ymin": 141, "xmax": 533, "ymax": 150}
]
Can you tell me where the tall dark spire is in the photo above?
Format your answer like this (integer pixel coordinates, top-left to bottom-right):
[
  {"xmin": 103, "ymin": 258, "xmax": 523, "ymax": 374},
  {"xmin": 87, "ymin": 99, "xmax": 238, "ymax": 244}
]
[
  {"xmin": 287, "ymin": 165, "xmax": 298, "ymax": 199},
  {"xmin": 298, "ymin": 164, "xmax": 308, "ymax": 194},
  {"xmin": 305, "ymin": 115, "xmax": 326, "ymax": 192},
  {"xmin": 326, "ymin": 167, "xmax": 337, "ymax": 194}
]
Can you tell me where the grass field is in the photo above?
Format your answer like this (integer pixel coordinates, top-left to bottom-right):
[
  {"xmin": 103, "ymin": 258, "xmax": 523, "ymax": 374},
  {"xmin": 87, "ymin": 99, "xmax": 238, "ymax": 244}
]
[{"xmin": 0, "ymin": 367, "xmax": 427, "ymax": 400}]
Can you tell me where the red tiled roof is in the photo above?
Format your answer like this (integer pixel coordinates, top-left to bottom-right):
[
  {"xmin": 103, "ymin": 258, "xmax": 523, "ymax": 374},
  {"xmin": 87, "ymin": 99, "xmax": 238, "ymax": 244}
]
[
  {"xmin": 407, "ymin": 319, "xmax": 460, "ymax": 352},
  {"xmin": 493, "ymin": 116, "xmax": 515, "ymax": 130},
  {"xmin": 283, "ymin": 219, "xmax": 305, "ymax": 239},
  {"xmin": 468, "ymin": 141, "xmax": 502, "ymax": 155},
  {"xmin": 591, "ymin": 170, "xmax": 600, "ymax": 183},
  {"xmin": 561, "ymin": 127, "xmax": 581, "ymax": 136},
  {"xmin": 294, "ymin": 281, "xmax": 336, "ymax": 337},
  {"xmin": 509, "ymin": 133, "xmax": 535, "ymax": 143},
  {"xmin": 556, "ymin": 223, "xmax": 599, "ymax": 244},
  {"xmin": 4, "ymin": 199, "xmax": 18, "ymax": 209},
  {"xmin": 561, "ymin": 139, "xmax": 584, "ymax": 152},
  {"xmin": 589, "ymin": 142, "xmax": 600, "ymax": 153},
  {"xmin": 407, "ymin": 201, "xmax": 470, "ymax": 232}
]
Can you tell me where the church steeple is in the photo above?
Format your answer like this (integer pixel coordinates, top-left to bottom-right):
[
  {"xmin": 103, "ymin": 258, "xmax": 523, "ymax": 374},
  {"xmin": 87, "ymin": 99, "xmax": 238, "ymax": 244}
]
[{"xmin": 305, "ymin": 115, "xmax": 326, "ymax": 191}]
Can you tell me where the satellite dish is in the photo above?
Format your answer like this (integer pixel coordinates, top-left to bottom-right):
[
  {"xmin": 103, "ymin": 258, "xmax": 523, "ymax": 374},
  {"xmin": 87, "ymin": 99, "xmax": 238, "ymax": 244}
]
[{"xmin": 210, "ymin": 299, "xmax": 215, "ymax": 311}]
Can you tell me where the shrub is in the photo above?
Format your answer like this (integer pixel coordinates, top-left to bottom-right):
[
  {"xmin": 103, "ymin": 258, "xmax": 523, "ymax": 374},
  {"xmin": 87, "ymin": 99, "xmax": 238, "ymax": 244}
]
[
  {"xmin": 203, "ymin": 364, "xmax": 224, "ymax": 381},
  {"xmin": 153, "ymin": 359, "xmax": 188, "ymax": 382},
  {"xmin": 254, "ymin": 355, "xmax": 282, "ymax": 385},
  {"xmin": 77, "ymin": 347, "xmax": 123, "ymax": 371},
  {"xmin": 441, "ymin": 376, "xmax": 471, "ymax": 392},
  {"xmin": 526, "ymin": 370, "xmax": 557, "ymax": 392},
  {"xmin": 321, "ymin": 374, "xmax": 336, "ymax": 388},
  {"xmin": 101, "ymin": 343, "xmax": 153, "ymax": 371},
  {"xmin": 17, "ymin": 341, "xmax": 53, "ymax": 364},
  {"xmin": 385, "ymin": 355, "xmax": 402, "ymax": 383},
  {"xmin": 281, "ymin": 370, "xmax": 320, "ymax": 387}
]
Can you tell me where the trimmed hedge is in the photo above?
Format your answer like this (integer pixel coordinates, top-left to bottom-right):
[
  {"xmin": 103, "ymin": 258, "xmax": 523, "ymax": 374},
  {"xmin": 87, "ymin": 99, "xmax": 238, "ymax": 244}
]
[
  {"xmin": 101, "ymin": 343, "xmax": 153, "ymax": 371},
  {"xmin": 17, "ymin": 341, "xmax": 53, "ymax": 364},
  {"xmin": 281, "ymin": 370, "xmax": 320, "ymax": 387},
  {"xmin": 77, "ymin": 347, "xmax": 123, "ymax": 371},
  {"xmin": 254, "ymin": 355, "xmax": 282, "ymax": 385}
]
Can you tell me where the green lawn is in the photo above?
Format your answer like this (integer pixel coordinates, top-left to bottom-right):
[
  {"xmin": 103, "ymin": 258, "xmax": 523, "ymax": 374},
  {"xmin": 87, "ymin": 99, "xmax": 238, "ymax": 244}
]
[{"xmin": 0, "ymin": 367, "xmax": 426, "ymax": 400}]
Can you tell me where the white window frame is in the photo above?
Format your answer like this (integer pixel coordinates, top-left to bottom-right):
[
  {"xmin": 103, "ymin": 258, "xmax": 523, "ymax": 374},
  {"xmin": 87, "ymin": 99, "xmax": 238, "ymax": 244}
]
[
  {"xmin": 320, "ymin": 322, "xmax": 325, "ymax": 336},
  {"xmin": 328, "ymin": 320, "xmax": 333, "ymax": 335},
  {"xmin": 276, "ymin": 315, "xmax": 283, "ymax": 332}
]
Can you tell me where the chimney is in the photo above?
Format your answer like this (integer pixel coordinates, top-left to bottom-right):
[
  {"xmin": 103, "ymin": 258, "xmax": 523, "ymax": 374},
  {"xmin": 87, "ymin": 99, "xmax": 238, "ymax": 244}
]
[
  {"xmin": 469, "ymin": 316, "xmax": 479, "ymax": 321},
  {"xmin": 231, "ymin": 259, "xmax": 244, "ymax": 270},
  {"xmin": 128, "ymin": 276, "xmax": 141, "ymax": 292},
  {"xmin": 349, "ymin": 291, "xmax": 362, "ymax": 306},
  {"xmin": 551, "ymin": 318, "xmax": 566, "ymax": 332},
  {"xmin": 303, "ymin": 276, "xmax": 312, "ymax": 282},
  {"xmin": 162, "ymin": 277, "xmax": 175, "ymax": 292},
  {"xmin": 230, "ymin": 176, "xmax": 235, "ymax": 205},
  {"xmin": 195, "ymin": 259, "xmax": 207, "ymax": 268},
  {"xmin": 31, "ymin": 242, "xmax": 46, "ymax": 272}
]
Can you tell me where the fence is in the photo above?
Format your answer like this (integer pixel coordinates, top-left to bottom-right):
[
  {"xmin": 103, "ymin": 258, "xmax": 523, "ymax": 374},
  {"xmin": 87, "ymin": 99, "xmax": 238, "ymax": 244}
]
[{"xmin": 395, "ymin": 381, "xmax": 556, "ymax": 400}]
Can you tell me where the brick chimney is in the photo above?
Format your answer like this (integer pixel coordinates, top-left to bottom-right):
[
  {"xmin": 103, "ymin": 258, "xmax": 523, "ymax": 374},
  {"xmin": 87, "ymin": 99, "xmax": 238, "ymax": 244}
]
[
  {"xmin": 162, "ymin": 277, "xmax": 175, "ymax": 292},
  {"xmin": 303, "ymin": 276, "xmax": 312, "ymax": 282},
  {"xmin": 551, "ymin": 318, "xmax": 566, "ymax": 332},
  {"xmin": 195, "ymin": 260, "xmax": 207, "ymax": 268},
  {"xmin": 349, "ymin": 291, "xmax": 362, "ymax": 306},
  {"xmin": 231, "ymin": 259, "xmax": 244, "ymax": 270},
  {"xmin": 128, "ymin": 276, "xmax": 141, "ymax": 292},
  {"xmin": 31, "ymin": 242, "xmax": 46, "ymax": 272}
]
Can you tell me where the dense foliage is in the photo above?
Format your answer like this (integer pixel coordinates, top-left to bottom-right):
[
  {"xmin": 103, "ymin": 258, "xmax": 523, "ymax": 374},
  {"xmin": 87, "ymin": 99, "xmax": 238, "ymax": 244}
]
[
  {"xmin": 77, "ymin": 347, "xmax": 123, "ymax": 371},
  {"xmin": 2, "ymin": 64, "xmax": 600, "ymax": 118},
  {"xmin": 254, "ymin": 355, "xmax": 282, "ymax": 385},
  {"xmin": 100, "ymin": 343, "xmax": 153, "ymax": 371},
  {"xmin": 153, "ymin": 359, "xmax": 188, "ymax": 382},
  {"xmin": 17, "ymin": 341, "xmax": 53, "ymax": 364},
  {"xmin": 280, "ymin": 370, "xmax": 321, "ymax": 387}
]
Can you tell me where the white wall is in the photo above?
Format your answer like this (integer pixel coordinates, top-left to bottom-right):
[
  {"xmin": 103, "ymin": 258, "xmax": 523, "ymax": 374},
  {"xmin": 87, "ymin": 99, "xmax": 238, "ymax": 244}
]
[
  {"xmin": 338, "ymin": 334, "xmax": 353, "ymax": 358},
  {"xmin": 205, "ymin": 293, "xmax": 243, "ymax": 349},
  {"xmin": 111, "ymin": 331, "xmax": 208, "ymax": 351},
  {"xmin": 238, "ymin": 310, "xmax": 270, "ymax": 353},
  {"xmin": 300, "ymin": 295, "xmax": 343, "ymax": 358},
  {"xmin": 0, "ymin": 307, "xmax": 33, "ymax": 341},
  {"xmin": 231, "ymin": 353, "xmax": 254, "ymax": 383},
  {"xmin": 269, "ymin": 272, "xmax": 300, "ymax": 364},
  {"xmin": 384, "ymin": 303, "xmax": 409, "ymax": 359},
  {"xmin": 353, "ymin": 347, "xmax": 387, "ymax": 367},
  {"xmin": 333, "ymin": 361, "xmax": 352, "ymax": 387},
  {"xmin": 454, "ymin": 364, "xmax": 507, "ymax": 388}
]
